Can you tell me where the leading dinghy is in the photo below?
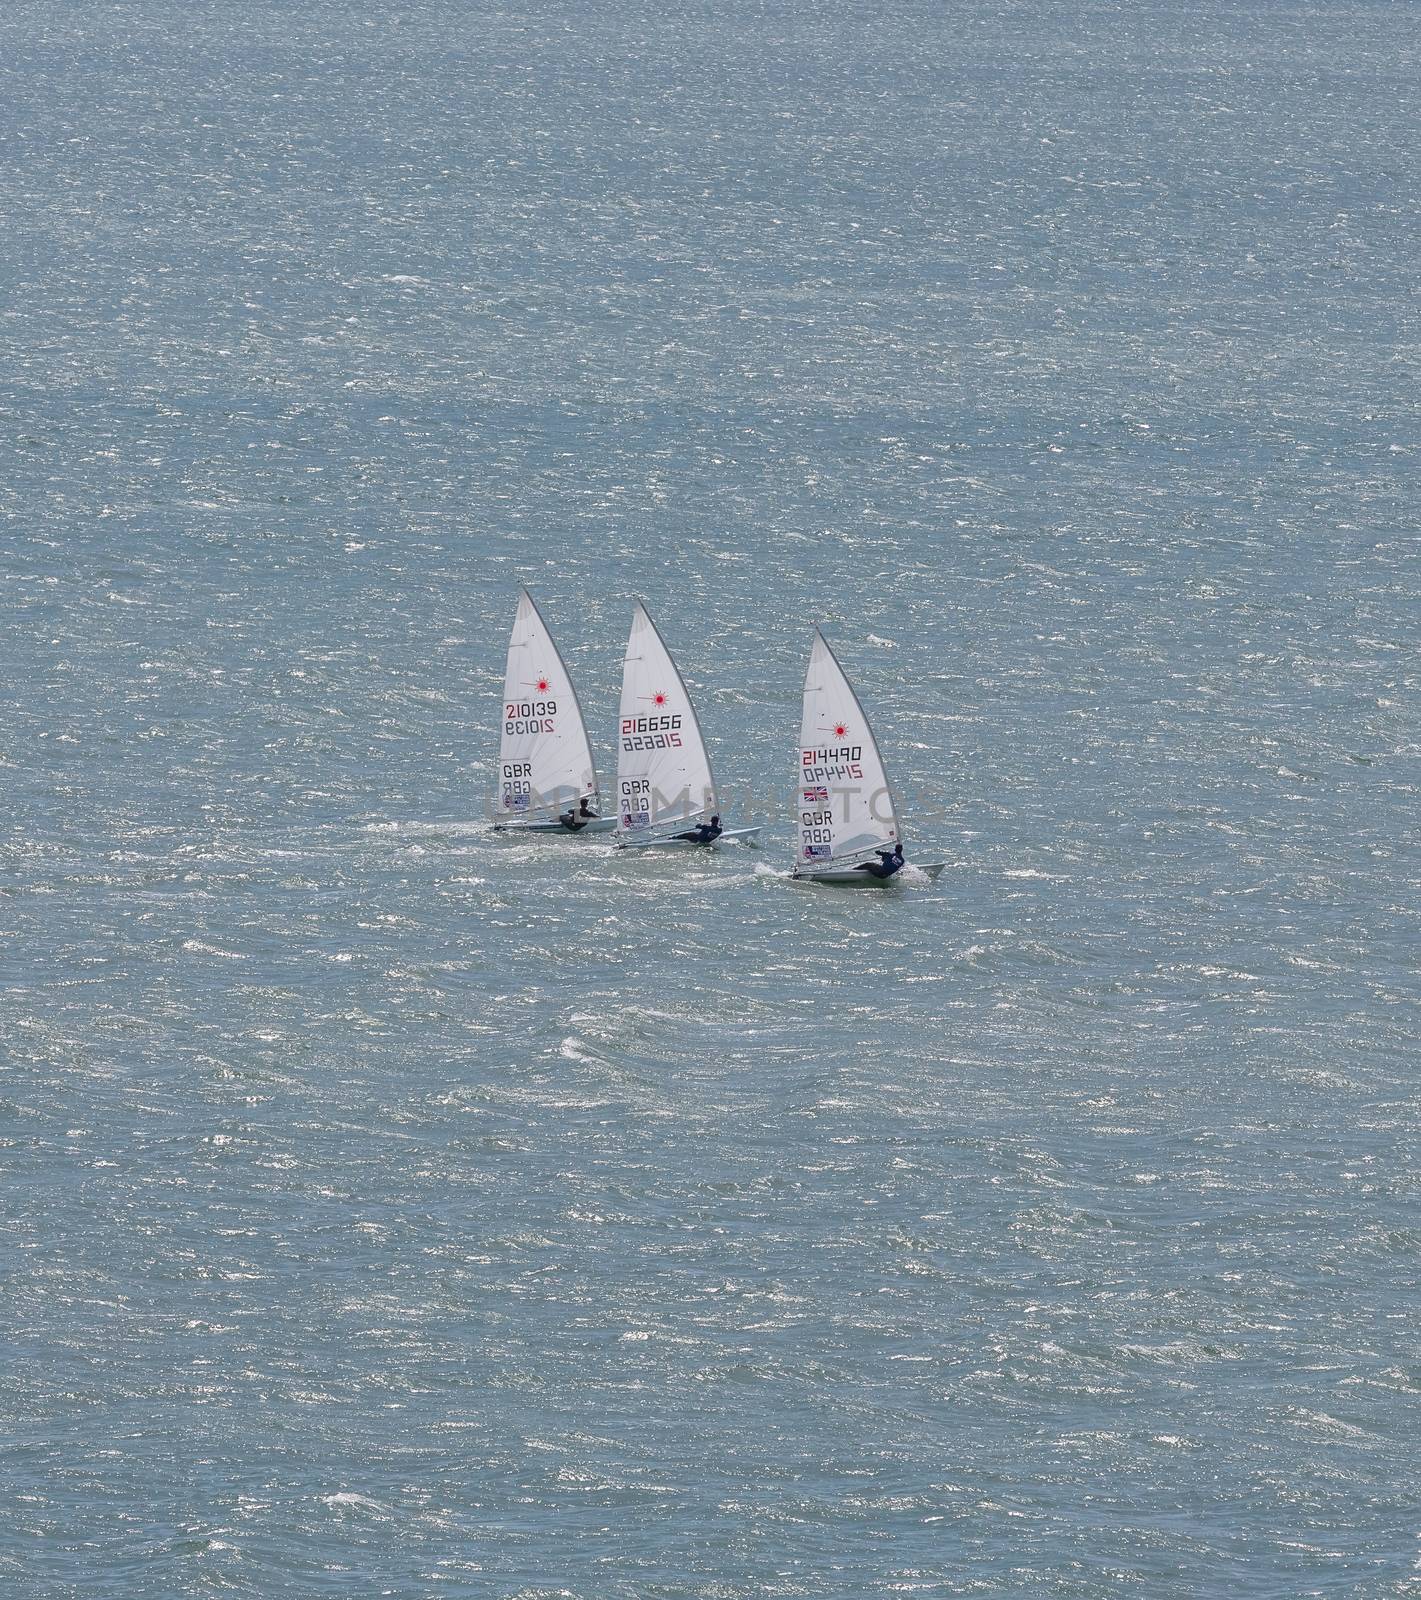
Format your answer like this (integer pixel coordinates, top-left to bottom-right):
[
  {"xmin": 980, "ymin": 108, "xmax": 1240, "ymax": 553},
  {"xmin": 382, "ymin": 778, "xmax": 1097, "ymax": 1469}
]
[
  {"xmin": 793, "ymin": 629, "xmax": 944, "ymax": 885},
  {"xmin": 492, "ymin": 588, "xmax": 613, "ymax": 833},
  {"xmin": 614, "ymin": 601, "xmax": 760, "ymax": 849}
]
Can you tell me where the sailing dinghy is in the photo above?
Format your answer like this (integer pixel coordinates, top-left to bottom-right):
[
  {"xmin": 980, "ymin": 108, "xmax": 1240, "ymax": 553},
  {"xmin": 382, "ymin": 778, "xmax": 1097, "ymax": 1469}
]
[
  {"xmin": 614, "ymin": 602, "xmax": 760, "ymax": 849},
  {"xmin": 793, "ymin": 629, "xmax": 944, "ymax": 885},
  {"xmin": 492, "ymin": 588, "xmax": 613, "ymax": 833}
]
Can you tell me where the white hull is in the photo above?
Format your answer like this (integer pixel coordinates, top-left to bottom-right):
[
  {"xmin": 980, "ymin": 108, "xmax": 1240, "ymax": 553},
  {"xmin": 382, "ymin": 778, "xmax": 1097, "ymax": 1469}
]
[
  {"xmin": 494, "ymin": 815, "xmax": 617, "ymax": 835},
  {"xmin": 615, "ymin": 825, "xmax": 762, "ymax": 850},
  {"xmin": 793, "ymin": 858, "xmax": 945, "ymax": 886}
]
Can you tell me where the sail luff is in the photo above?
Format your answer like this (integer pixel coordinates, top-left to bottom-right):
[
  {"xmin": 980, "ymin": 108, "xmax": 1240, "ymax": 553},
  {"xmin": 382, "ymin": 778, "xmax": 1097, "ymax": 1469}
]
[
  {"xmin": 815, "ymin": 628, "xmax": 900, "ymax": 840},
  {"xmin": 494, "ymin": 588, "xmax": 598, "ymax": 822},
  {"xmin": 522, "ymin": 586, "xmax": 600, "ymax": 805},
  {"xmin": 615, "ymin": 601, "xmax": 718, "ymax": 839},
  {"xmin": 638, "ymin": 602, "xmax": 717, "ymax": 811},
  {"xmin": 796, "ymin": 628, "xmax": 900, "ymax": 869}
]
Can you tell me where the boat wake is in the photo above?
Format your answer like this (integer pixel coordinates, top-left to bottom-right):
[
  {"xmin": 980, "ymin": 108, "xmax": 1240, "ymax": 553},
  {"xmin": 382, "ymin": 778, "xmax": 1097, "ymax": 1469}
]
[{"xmin": 898, "ymin": 863, "xmax": 939, "ymax": 886}]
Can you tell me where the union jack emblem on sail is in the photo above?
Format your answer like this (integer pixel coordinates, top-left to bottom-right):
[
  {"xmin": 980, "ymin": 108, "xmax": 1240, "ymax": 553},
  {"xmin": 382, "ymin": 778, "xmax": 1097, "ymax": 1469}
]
[
  {"xmin": 802, "ymin": 786, "xmax": 829, "ymax": 803},
  {"xmin": 804, "ymin": 844, "xmax": 831, "ymax": 860}
]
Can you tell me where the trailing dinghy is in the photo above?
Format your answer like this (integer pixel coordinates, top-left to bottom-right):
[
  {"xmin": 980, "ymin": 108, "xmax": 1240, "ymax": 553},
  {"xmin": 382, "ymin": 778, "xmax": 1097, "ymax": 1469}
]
[
  {"xmin": 793, "ymin": 629, "xmax": 944, "ymax": 885},
  {"xmin": 492, "ymin": 588, "xmax": 613, "ymax": 833},
  {"xmin": 614, "ymin": 601, "xmax": 760, "ymax": 849}
]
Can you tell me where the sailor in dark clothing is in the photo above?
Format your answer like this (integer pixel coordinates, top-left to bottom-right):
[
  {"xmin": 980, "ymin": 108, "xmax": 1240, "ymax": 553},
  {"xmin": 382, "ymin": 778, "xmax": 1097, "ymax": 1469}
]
[
  {"xmin": 856, "ymin": 842, "xmax": 905, "ymax": 879},
  {"xmin": 558, "ymin": 796, "xmax": 598, "ymax": 832},
  {"xmin": 675, "ymin": 813, "xmax": 723, "ymax": 846}
]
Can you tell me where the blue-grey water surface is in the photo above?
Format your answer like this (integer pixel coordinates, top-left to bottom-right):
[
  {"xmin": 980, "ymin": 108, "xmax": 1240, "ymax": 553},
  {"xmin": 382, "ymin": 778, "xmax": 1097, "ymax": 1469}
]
[{"xmin": 2, "ymin": 1, "xmax": 1418, "ymax": 1595}]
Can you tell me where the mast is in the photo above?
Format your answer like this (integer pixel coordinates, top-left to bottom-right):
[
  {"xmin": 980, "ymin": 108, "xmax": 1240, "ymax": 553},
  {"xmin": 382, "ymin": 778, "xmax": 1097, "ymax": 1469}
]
[
  {"xmin": 816, "ymin": 627, "xmax": 899, "ymax": 843},
  {"xmin": 523, "ymin": 586, "xmax": 599, "ymax": 804},
  {"xmin": 636, "ymin": 600, "xmax": 717, "ymax": 813}
]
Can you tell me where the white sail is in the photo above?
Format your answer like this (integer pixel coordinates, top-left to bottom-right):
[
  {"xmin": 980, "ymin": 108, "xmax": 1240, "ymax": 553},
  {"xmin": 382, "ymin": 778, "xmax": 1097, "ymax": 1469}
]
[
  {"xmin": 615, "ymin": 602, "xmax": 717, "ymax": 841},
  {"xmin": 494, "ymin": 588, "xmax": 599, "ymax": 822},
  {"xmin": 797, "ymin": 629, "xmax": 900, "ymax": 870}
]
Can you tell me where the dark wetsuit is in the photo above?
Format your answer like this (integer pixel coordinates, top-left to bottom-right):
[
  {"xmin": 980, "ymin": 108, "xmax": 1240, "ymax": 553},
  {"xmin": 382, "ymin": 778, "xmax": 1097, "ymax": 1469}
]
[
  {"xmin": 559, "ymin": 799, "xmax": 598, "ymax": 832},
  {"xmin": 676, "ymin": 817, "xmax": 723, "ymax": 846},
  {"xmin": 857, "ymin": 845, "xmax": 905, "ymax": 879}
]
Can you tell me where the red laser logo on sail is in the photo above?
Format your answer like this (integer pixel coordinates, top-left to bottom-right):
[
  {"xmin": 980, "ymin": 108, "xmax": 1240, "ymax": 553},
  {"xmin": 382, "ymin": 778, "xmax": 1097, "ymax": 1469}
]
[
  {"xmin": 803, "ymin": 720, "xmax": 863, "ymax": 781},
  {"xmin": 622, "ymin": 692, "xmax": 683, "ymax": 749}
]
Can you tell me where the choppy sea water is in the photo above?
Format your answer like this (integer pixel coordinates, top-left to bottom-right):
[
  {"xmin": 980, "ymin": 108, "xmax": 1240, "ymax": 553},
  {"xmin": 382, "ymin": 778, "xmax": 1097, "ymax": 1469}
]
[{"xmin": 2, "ymin": 0, "xmax": 1417, "ymax": 1595}]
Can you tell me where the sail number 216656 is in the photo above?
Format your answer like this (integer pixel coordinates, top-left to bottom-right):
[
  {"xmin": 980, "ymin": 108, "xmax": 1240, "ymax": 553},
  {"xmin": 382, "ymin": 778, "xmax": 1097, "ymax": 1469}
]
[{"xmin": 621, "ymin": 713, "xmax": 682, "ymax": 752}]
